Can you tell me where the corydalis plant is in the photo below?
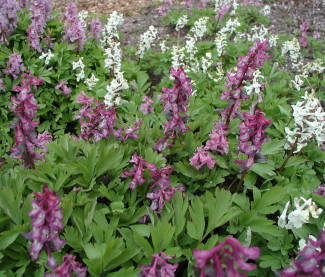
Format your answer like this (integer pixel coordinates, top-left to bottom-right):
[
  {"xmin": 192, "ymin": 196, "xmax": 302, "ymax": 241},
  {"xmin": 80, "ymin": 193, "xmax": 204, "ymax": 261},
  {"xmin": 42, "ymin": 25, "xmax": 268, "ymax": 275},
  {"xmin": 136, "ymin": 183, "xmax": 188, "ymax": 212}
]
[
  {"xmin": 155, "ymin": 66, "xmax": 194, "ymax": 152},
  {"xmin": 281, "ymin": 229, "xmax": 325, "ymax": 276},
  {"xmin": 9, "ymin": 71, "xmax": 52, "ymax": 169},
  {"xmin": 193, "ymin": 237, "xmax": 260, "ymax": 277},
  {"xmin": 140, "ymin": 252, "xmax": 178, "ymax": 277},
  {"xmin": 28, "ymin": 185, "xmax": 66, "ymax": 267},
  {"xmin": 45, "ymin": 254, "xmax": 87, "ymax": 277},
  {"xmin": 4, "ymin": 52, "xmax": 25, "ymax": 79},
  {"xmin": 0, "ymin": 0, "xmax": 21, "ymax": 43}
]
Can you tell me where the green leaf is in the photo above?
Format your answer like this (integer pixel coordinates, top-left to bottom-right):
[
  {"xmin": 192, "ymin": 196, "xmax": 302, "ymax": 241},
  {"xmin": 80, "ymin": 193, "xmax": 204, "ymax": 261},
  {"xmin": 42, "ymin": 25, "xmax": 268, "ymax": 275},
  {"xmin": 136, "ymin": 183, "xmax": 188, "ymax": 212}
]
[
  {"xmin": 0, "ymin": 187, "xmax": 22, "ymax": 225},
  {"xmin": 187, "ymin": 198, "xmax": 205, "ymax": 240},
  {"xmin": 133, "ymin": 232, "xmax": 153, "ymax": 256},
  {"xmin": 285, "ymin": 156, "xmax": 308, "ymax": 168},
  {"xmin": 250, "ymin": 163, "xmax": 275, "ymax": 179},
  {"xmin": 261, "ymin": 140, "xmax": 285, "ymax": 155},
  {"xmin": 151, "ymin": 220, "xmax": 175, "ymax": 252}
]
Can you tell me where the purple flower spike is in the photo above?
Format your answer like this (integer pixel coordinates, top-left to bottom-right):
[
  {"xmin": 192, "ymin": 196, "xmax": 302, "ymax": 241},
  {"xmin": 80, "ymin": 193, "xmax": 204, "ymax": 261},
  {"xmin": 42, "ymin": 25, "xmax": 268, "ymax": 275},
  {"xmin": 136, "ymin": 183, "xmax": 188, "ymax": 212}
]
[
  {"xmin": 88, "ymin": 17, "xmax": 102, "ymax": 41},
  {"xmin": 45, "ymin": 254, "xmax": 87, "ymax": 277},
  {"xmin": 140, "ymin": 95, "xmax": 154, "ymax": 115},
  {"xmin": 190, "ymin": 146, "xmax": 216, "ymax": 170},
  {"xmin": 193, "ymin": 237, "xmax": 260, "ymax": 277},
  {"xmin": 4, "ymin": 52, "xmax": 25, "ymax": 79},
  {"xmin": 55, "ymin": 80, "xmax": 71, "ymax": 97},
  {"xmin": 140, "ymin": 252, "xmax": 178, "ymax": 277},
  {"xmin": 205, "ymin": 122, "xmax": 230, "ymax": 155},
  {"xmin": 29, "ymin": 185, "xmax": 66, "ymax": 267},
  {"xmin": 234, "ymin": 109, "xmax": 271, "ymax": 171},
  {"xmin": 0, "ymin": 0, "xmax": 21, "ymax": 43},
  {"xmin": 155, "ymin": 66, "xmax": 194, "ymax": 151}
]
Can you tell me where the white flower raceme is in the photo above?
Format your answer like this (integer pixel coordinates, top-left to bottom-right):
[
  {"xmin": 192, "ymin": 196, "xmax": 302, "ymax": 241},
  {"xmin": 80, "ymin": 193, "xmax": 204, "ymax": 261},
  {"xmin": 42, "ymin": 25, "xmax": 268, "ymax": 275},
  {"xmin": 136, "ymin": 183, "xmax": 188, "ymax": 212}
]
[
  {"xmin": 72, "ymin": 57, "xmax": 85, "ymax": 82},
  {"xmin": 159, "ymin": 40, "xmax": 168, "ymax": 53},
  {"xmin": 263, "ymin": 5, "xmax": 271, "ymax": 15},
  {"xmin": 215, "ymin": 32, "xmax": 227, "ymax": 57},
  {"xmin": 104, "ymin": 39, "xmax": 122, "ymax": 72},
  {"xmin": 268, "ymin": 34, "xmax": 278, "ymax": 47},
  {"xmin": 282, "ymin": 38, "xmax": 303, "ymax": 70},
  {"xmin": 185, "ymin": 35, "xmax": 197, "ymax": 62},
  {"xmin": 175, "ymin": 15, "xmax": 188, "ymax": 31},
  {"xmin": 201, "ymin": 52, "xmax": 213, "ymax": 73},
  {"xmin": 39, "ymin": 49, "xmax": 54, "ymax": 65},
  {"xmin": 136, "ymin": 26, "xmax": 158, "ymax": 58},
  {"xmin": 220, "ymin": 18, "xmax": 241, "ymax": 35},
  {"xmin": 100, "ymin": 11, "xmax": 124, "ymax": 47},
  {"xmin": 190, "ymin": 17, "xmax": 209, "ymax": 41},
  {"xmin": 248, "ymin": 24, "xmax": 268, "ymax": 42},
  {"xmin": 285, "ymin": 90, "xmax": 325, "ymax": 152},
  {"xmin": 104, "ymin": 71, "xmax": 128, "ymax": 107},
  {"xmin": 243, "ymin": 70, "xmax": 264, "ymax": 95},
  {"xmin": 78, "ymin": 11, "xmax": 88, "ymax": 26},
  {"xmin": 84, "ymin": 73, "xmax": 99, "ymax": 90},
  {"xmin": 278, "ymin": 197, "xmax": 323, "ymax": 229},
  {"xmin": 171, "ymin": 45, "xmax": 185, "ymax": 69}
]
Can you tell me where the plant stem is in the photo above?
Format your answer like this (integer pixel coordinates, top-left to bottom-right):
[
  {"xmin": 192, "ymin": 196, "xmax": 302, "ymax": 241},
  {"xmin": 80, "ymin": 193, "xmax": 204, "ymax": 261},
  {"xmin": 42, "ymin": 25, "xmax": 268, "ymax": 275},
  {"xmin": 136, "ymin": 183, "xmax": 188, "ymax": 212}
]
[
  {"xmin": 235, "ymin": 170, "xmax": 247, "ymax": 193},
  {"xmin": 279, "ymin": 137, "xmax": 298, "ymax": 173}
]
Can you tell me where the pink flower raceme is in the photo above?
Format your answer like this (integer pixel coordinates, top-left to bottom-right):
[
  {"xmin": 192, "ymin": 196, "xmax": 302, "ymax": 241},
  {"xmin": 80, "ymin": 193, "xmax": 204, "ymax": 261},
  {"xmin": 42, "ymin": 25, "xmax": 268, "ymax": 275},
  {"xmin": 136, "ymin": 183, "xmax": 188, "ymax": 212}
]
[
  {"xmin": 190, "ymin": 146, "xmax": 216, "ymax": 170},
  {"xmin": 155, "ymin": 66, "xmax": 194, "ymax": 151},
  {"xmin": 158, "ymin": 0, "xmax": 172, "ymax": 15},
  {"xmin": 193, "ymin": 237, "xmax": 260, "ymax": 277},
  {"xmin": 205, "ymin": 122, "xmax": 230, "ymax": 155},
  {"xmin": 55, "ymin": 80, "xmax": 71, "ymax": 97},
  {"xmin": 0, "ymin": 78, "xmax": 5, "ymax": 91},
  {"xmin": 88, "ymin": 17, "xmax": 102, "ymax": 41},
  {"xmin": 281, "ymin": 230, "xmax": 325, "ymax": 276},
  {"xmin": 215, "ymin": 4, "xmax": 232, "ymax": 21},
  {"xmin": 121, "ymin": 153, "xmax": 184, "ymax": 213},
  {"xmin": 140, "ymin": 95, "xmax": 154, "ymax": 115},
  {"xmin": 140, "ymin": 252, "xmax": 178, "ymax": 277},
  {"xmin": 234, "ymin": 109, "xmax": 271, "ymax": 171},
  {"xmin": 28, "ymin": 185, "xmax": 66, "ymax": 267},
  {"xmin": 299, "ymin": 22, "xmax": 309, "ymax": 48},
  {"xmin": 61, "ymin": 3, "xmax": 86, "ymax": 51},
  {"xmin": 45, "ymin": 254, "xmax": 87, "ymax": 277},
  {"xmin": 0, "ymin": 0, "xmax": 21, "ymax": 43},
  {"xmin": 220, "ymin": 39, "xmax": 270, "ymax": 125},
  {"xmin": 4, "ymin": 52, "xmax": 25, "ymax": 79},
  {"xmin": 113, "ymin": 120, "xmax": 143, "ymax": 143},
  {"xmin": 10, "ymin": 71, "xmax": 52, "ymax": 168},
  {"xmin": 75, "ymin": 91, "xmax": 117, "ymax": 142}
]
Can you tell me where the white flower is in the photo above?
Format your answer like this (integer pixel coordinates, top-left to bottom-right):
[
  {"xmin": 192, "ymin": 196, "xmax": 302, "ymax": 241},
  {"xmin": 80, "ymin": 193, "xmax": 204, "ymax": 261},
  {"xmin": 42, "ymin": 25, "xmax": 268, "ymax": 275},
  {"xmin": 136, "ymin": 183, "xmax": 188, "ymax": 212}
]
[
  {"xmin": 243, "ymin": 70, "xmax": 264, "ymax": 95},
  {"xmin": 176, "ymin": 15, "xmax": 188, "ymax": 31},
  {"xmin": 278, "ymin": 197, "xmax": 323, "ymax": 229},
  {"xmin": 298, "ymin": 235, "xmax": 318, "ymax": 252},
  {"xmin": 282, "ymin": 38, "xmax": 303, "ymax": 70},
  {"xmin": 39, "ymin": 50, "xmax": 54, "ymax": 65},
  {"xmin": 268, "ymin": 34, "xmax": 278, "ymax": 47},
  {"xmin": 104, "ymin": 71, "xmax": 128, "ymax": 107},
  {"xmin": 263, "ymin": 5, "xmax": 271, "ymax": 15},
  {"xmin": 136, "ymin": 26, "xmax": 158, "ymax": 58},
  {"xmin": 84, "ymin": 73, "xmax": 99, "ymax": 90},
  {"xmin": 185, "ymin": 35, "xmax": 197, "ymax": 62},
  {"xmin": 104, "ymin": 39, "xmax": 122, "ymax": 72},
  {"xmin": 201, "ymin": 52, "xmax": 213, "ymax": 73},
  {"xmin": 220, "ymin": 18, "xmax": 241, "ymax": 35},
  {"xmin": 190, "ymin": 17, "xmax": 209, "ymax": 41},
  {"xmin": 72, "ymin": 57, "xmax": 85, "ymax": 82},
  {"xmin": 171, "ymin": 45, "xmax": 185, "ymax": 69},
  {"xmin": 100, "ymin": 11, "xmax": 124, "ymax": 47},
  {"xmin": 215, "ymin": 32, "xmax": 227, "ymax": 57},
  {"xmin": 159, "ymin": 40, "xmax": 168, "ymax": 53},
  {"xmin": 78, "ymin": 11, "xmax": 88, "ymax": 25}
]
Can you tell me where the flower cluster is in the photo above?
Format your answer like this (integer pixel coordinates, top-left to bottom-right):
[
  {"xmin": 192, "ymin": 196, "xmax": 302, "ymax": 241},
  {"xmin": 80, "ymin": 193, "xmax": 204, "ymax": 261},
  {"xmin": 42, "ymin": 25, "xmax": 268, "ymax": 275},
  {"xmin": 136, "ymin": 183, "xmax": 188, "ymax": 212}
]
[
  {"xmin": 88, "ymin": 17, "xmax": 103, "ymax": 41},
  {"xmin": 193, "ymin": 237, "xmax": 260, "ymax": 277},
  {"xmin": 282, "ymin": 230, "xmax": 325, "ymax": 276},
  {"xmin": 140, "ymin": 252, "xmax": 178, "ymax": 277},
  {"xmin": 28, "ymin": 185, "xmax": 65, "ymax": 267},
  {"xmin": 121, "ymin": 153, "xmax": 184, "ymax": 213},
  {"xmin": 136, "ymin": 26, "xmax": 158, "ymax": 58},
  {"xmin": 175, "ymin": 15, "xmax": 188, "ymax": 31},
  {"xmin": 84, "ymin": 73, "xmax": 99, "ymax": 91},
  {"xmin": 234, "ymin": 109, "xmax": 271, "ymax": 171},
  {"xmin": 45, "ymin": 254, "xmax": 87, "ymax": 277},
  {"xmin": 155, "ymin": 66, "xmax": 194, "ymax": 152},
  {"xmin": 158, "ymin": 0, "xmax": 172, "ymax": 16},
  {"xmin": 72, "ymin": 57, "xmax": 85, "ymax": 82},
  {"xmin": 39, "ymin": 49, "xmax": 55, "ymax": 65},
  {"xmin": 0, "ymin": 0, "xmax": 21, "ymax": 43},
  {"xmin": 285, "ymin": 91, "xmax": 325, "ymax": 153},
  {"xmin": 61, "ymin": 3, "xmax": 86, "ymax": 51},
  {"xmin": 104, "ymin": 71, "xmax": 128, "ymax": 107},
  {"xmin": 215, "ymin": 33, "xmax": 227, "ymax": 57},
  {"xmin": 190, "ymin": 146, "xmax": 216, "ymax": 170},
  {"xmin": 75, "ymin": 91, "xmax": 117, "ymax": 142},
  {"xmin": 10, "ymin": 71, "xmax": 52, "ymax": 168},
  {"xmin": 140, "ymin": 95, "xmax": 154, "ymax": 115},
  {"xmin": 190, "ymin": 17, "xmax": 209, "ymax": 41},
  {"xmin": 205, "ymin": 122, "xmax": 230, "ymax": 155},
  {"xmin": 103, "ymin": 40, "xmax": 122, "ymax": 73},
  {"xmin": 299, "ymin": 21, "xmax": 309, "ymax": 48},
  {"xmin": 4, "ymin": 52, "xmax": 25, "ymax": 79},
  {"xmin": 282, "ymin": 38, "xmax": 302, "ymax": 70},
  {"xmin": 220, "ymin": 39, "xmax": 269, "ymax": 124},
  {"xmin": 113, "ymin": 120, "xmax": 143, "ymax": 143},
  {"xmin": 278, "ymin": 197, "xmax": 323, "ymax": 229},
  {"xmin": 55, "ymin": 80, "xmax": 71, "ymax": 97},
  {"xmin": 100, "ymin": 11, "xmax": 124, "ymax": 46}
]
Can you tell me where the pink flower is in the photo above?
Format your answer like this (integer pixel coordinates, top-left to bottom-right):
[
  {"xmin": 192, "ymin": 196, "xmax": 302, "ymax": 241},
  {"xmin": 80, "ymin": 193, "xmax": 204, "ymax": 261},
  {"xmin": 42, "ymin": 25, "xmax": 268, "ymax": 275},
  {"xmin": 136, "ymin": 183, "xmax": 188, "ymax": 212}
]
[
  {"xmin": 45, "ymin": 254, "xmax": 87, "ymax": 277},
  {"xmin": 313, "ymin": 30, "xmax": 320, "ymax": 39},
  {"xmin": 88, "ymin": 17, "xmax": 102, "ymax": 41},
  {"xmin": 193, "ymin": 237, "xmax": 260, "ymax": 277},
  {"xmin": 140, "ymin": 252, "xmax": 178, "ymax": 277},
  {"xmin": 205, "ymin": 122, "xmax": 229, "ymax": 155},
  {"xmin": 4, "ymin": 52, "xmax": 25, "ymax": 79},
  {"xmin": 140, "ymin": 95, "xmax": 154, "ymax": 115},
  {"xmin": 55, "ymin": 80, "xmax": 71, "ymax": 96},
  {"xmin": 190, "ymin": 146, "xmax": 216, "ymax": 170},
  {"xmin": 29, "ymin": 185, "xmax": 66, "ymax": 267}
]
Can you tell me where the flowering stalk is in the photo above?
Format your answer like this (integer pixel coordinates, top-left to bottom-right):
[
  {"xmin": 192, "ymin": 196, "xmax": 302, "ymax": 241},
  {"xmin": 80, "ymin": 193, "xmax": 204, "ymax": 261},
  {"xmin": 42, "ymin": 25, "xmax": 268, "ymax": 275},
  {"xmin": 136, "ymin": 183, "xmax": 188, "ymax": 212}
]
[
  {"xmin": 193, "ymin": 237, "xmax": 260, "ymax": 277},
  {"xmin": 28, "ymin": 185, "xmax": 66, "ymax": 267},
  {"xmin": 10, "ymin": 71, "xmax": 51, "ymax": 169},
  {"xmin": 45, "ymin": 254, "xmax": 87, "ymax": 277},
  {"xmin": 155, "ymin": 66, "xmax": 194, "ymax": 152},
  {"xmin": 4, "ymin": 52, "xmax": 25, "ymax": 79}
]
